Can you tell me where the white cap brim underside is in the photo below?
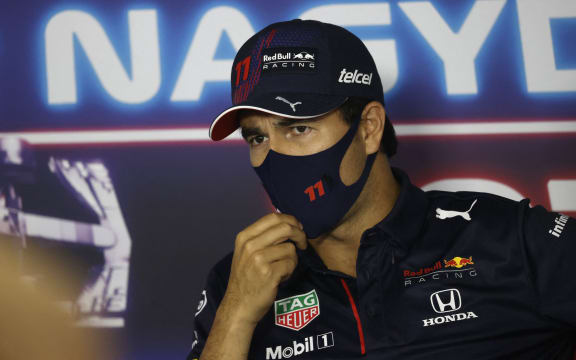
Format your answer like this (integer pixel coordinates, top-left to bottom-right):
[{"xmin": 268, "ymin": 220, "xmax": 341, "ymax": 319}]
[{"xmin": 209, "ymin": 101, "xmax": 347, "ymax": 140}]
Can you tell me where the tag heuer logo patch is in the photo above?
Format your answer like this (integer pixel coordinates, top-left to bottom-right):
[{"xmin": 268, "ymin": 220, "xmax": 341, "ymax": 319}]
[{"xmin": 274, "ymin": 290, "xmax": 320, "ymax": 331}]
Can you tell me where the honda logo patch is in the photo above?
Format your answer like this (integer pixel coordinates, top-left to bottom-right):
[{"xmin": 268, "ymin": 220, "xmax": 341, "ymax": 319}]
[
  {"xmin": 423, "ymin": 288, "xmax": 478, "ymax": 327},
  {"xmin": 430, "ymin": 288, "xmax": 461, "ymax": 313}
]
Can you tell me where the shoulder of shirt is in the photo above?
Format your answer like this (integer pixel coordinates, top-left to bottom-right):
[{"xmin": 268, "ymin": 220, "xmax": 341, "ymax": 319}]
[
  {"xmin": 207, "ymin": 251, "xmax": 234, "ymax": 284},
  {"xmin": 197, "ymin": 251, "xmax": 234, "ymax": 299},
  {"xmin": 423, "ymin": 188, "xmax": 529, "ymax": 216}
]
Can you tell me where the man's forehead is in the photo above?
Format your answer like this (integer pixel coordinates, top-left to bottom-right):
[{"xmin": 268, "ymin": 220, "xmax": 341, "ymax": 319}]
[{"xmin": 238, "ymin": 110, "xmax": 282, "ymax": 129}]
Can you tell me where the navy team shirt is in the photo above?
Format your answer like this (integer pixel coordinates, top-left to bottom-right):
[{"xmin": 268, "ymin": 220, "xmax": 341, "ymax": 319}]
[{"xmin": 187, "ymin": 167, "xmax": 576, "ymax": 359}]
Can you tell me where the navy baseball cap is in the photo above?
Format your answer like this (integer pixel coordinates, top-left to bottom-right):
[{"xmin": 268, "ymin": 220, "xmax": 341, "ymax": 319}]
[{"xmin": 209, "ymin": 19, "xmax": 386, "ymax": 141}]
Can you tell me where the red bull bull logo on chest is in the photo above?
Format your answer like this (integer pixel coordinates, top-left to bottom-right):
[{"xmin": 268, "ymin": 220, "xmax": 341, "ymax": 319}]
[{"xmin": 444, "ymin": 256, "xmax": 475, "ymax": 268}]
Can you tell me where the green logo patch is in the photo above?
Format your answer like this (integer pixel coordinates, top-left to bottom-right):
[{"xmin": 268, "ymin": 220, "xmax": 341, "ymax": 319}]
[{"xmin": 274, "ymin": 289, "xmax": 320, "ymax": 331}]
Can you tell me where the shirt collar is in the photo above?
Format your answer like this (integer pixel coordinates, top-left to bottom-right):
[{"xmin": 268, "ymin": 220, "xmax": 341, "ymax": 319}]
[
  {"xmin": 370, "ymin": 167, "xmax": 429, "ymax": 257},
  {"xmin": 295, "ymin": 167, "xmax": 430, "ymax": 274}
]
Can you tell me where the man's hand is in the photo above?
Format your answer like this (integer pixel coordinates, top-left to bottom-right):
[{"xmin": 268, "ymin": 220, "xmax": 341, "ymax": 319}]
[
  {"xmin": 224, "ymin": 213, "xmax": 307, "ymax": 325},
  {"xmin": 199, "ymin": 213, "xmax": 307, "ymax": 360}
]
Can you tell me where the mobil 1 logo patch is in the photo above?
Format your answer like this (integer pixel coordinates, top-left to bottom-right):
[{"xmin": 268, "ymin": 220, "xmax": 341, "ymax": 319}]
[
  {"xmin": 262, "ymin": 47, "xmax": 317, "ymax": 74},
  {"xmin": 265, "ymin": 332, "xmax": 334, "ymax": 359}
]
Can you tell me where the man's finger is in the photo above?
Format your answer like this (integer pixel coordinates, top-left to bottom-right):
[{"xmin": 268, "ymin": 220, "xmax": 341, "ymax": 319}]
[
  {"xmin": 237, "ymin": 213, "xmax": 302, "ymax": 245},
  {"xmin": 246, "ymin": 222, "xmax": 306, "ymax": 252},
  {"xmin": 269, "ymin": 258, "xmax": 298, "ymax": 283},
  {"xmin": 251, "ymin": 242, "xmax": 296, "ymax": 265},
  {"xmin": 286, "ymin": 225, "xmax": 307, "ymax": 250}
]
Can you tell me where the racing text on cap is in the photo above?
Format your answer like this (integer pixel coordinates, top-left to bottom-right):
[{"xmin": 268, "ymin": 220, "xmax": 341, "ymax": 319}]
[{"xmin": 262, "ymin": 47, "xmax": 317, "ymax": 74}]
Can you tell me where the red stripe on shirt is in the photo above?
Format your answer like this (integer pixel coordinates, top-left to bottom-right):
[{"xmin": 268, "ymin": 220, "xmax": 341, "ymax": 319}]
[{"xmin": 340, "ymin": 278, "xmax": 366, "ymax": 355}]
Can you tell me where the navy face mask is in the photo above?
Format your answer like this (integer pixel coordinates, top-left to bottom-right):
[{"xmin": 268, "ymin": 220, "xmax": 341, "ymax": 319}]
[{"xmin": 253, "ymin": 118, "xmax": 377, "ymax": 238}]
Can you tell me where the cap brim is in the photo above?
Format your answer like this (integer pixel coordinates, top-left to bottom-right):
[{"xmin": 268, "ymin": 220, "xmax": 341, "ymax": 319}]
[{"xmin": 209, "ymin": 93, "xmax": 348, "ymax": 141}]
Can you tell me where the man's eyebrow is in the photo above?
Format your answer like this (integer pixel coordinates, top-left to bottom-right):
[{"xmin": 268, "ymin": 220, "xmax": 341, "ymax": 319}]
[
  {"xmin": 240, "ymin": 126, "xmax": 265, "ymax": 140},
  {"xmin": 240, "ymin": 117, "xmax": 321, "ymax": 139},
  {"xmin": 275, "ymin": 117, "xmax": 321, "ymax": 127}
]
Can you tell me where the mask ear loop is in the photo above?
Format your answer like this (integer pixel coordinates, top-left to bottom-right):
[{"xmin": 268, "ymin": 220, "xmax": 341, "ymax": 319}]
[{"xmin": 337, "ymin": 114, "xmax": 376, "ymax": 188}]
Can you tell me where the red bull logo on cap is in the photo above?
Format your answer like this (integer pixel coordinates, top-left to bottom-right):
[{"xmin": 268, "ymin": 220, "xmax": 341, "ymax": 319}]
[{"xmin": 444, "ymin": 256, "xmax": 474, "ymax": 269}]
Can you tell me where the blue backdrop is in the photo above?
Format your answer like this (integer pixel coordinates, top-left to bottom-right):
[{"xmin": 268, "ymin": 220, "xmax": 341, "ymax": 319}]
[{"xmin": 0, "ymin": 1, "xmax": 575, "ymax": 359}]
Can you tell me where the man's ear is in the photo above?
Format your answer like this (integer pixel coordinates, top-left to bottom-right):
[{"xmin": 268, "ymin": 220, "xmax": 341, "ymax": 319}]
[{"xmin": 360, "ymin": 101, "xmax": 385, "ymax": 155}]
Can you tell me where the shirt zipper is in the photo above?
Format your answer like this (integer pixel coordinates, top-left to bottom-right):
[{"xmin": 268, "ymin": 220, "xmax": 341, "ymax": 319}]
[{"xmin": 340, "ymin": 278, "xmax": 366, "ymax": 355}]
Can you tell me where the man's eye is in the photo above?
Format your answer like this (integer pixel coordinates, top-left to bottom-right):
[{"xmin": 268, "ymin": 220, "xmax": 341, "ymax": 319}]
[
  {"xmin": 291, "ymin": 126, "xmax": 310, "ymax": 135},
  {"xmin": 248, "ymin": 135, "xmax": 266, "ymax": 145}
]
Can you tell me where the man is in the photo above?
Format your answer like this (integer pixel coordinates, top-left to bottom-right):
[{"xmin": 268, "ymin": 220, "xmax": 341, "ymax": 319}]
[{"xmin": 188, "ymin": 19, "xmax": 575, "ymax": 359}]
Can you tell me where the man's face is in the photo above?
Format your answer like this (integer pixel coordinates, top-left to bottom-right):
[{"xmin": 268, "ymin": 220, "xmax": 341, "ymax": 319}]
[{"xmin": 239, "ymin": 109, "xmax": 369, "ymax": 186}]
